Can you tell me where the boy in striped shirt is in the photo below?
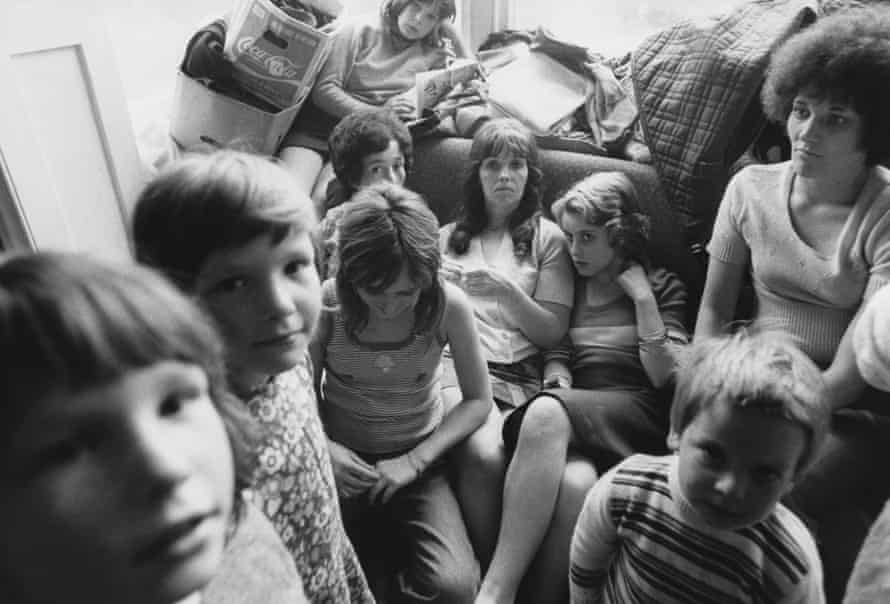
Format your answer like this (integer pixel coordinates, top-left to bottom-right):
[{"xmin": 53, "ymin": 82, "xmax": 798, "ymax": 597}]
[{"xmin": 570, "ymin": 331, "xmax": 829, "ymax": 604}]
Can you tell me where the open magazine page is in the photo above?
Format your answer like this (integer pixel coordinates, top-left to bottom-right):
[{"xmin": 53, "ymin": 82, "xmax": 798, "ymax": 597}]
[
  {"xmin": 415, "ymin": 58, "xmax": 481, "ymax": 113},
  {"xmin": 485, "ymin": 51, "xmax": 591, "ymax": 134}
]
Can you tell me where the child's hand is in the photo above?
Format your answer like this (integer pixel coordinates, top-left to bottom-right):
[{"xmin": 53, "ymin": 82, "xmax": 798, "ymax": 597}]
[
  {"xmin": 328, "ymin": 439, "xmax": 379, "ymax": 499},
  {"xmin": 369, "ymin": 452, "xmax": 424, "ymax": 504},
  {"xmin": 615, "ymin": 263, "xmax": 653, "ymax": 303},
  {"xmin": 384, "ymin": 94, "xmax": 417, "ymax": 121}
]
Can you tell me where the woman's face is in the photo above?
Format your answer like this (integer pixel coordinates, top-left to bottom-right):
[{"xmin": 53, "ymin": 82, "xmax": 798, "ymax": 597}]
[
  {"xmin": 479, "ymin": 151, "xmax": 529, "ymax": 223},
  {"xmin": 561, "ymin": 211, "xmax": 621, "ymax": 280},
  {"xmin": 0, "ymin": 362, "xmax": 234, "ymax": 604},
  {"xmin": 356, "ymin": 267, "xmax": 423, "ymax": 322},
  {"xmin": 397, "ymin": 0, "xmax": 440, "ymax": 41},
  {"xmin": 787, "ymin": 92, "xmax": 867, "ymax": 179},
  {"xmin": 195, "ymin": 228, "xmax": 321, "ymax": 393}
]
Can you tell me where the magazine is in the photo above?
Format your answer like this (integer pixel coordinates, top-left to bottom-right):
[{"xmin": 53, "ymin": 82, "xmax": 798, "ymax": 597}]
[{"xmin": 485, "ymin": 51, "xmax": 590, "ymax": 134}]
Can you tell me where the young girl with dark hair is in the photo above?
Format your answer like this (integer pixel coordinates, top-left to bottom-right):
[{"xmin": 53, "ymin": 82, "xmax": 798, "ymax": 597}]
[
  {"xmin": 312, "ymin": 183, "xmax": 491, "ymax": 603},
  {"xmin": 476, "ymin": 171, "xmax": 688, "ymax": 604}
]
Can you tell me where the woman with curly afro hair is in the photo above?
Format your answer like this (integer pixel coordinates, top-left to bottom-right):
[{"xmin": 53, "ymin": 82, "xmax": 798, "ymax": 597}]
[{"xmin": 696, "ymin": 6, "xmax": 890, "ymax": 600}]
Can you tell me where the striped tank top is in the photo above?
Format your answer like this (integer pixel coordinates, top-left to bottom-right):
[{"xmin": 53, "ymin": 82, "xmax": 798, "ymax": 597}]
[{"xmin": 320, "ymin": 289, "xmax": 447, "ymax": 456}]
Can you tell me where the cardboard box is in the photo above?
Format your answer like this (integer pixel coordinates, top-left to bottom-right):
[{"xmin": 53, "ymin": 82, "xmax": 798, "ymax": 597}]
[
  {"xmin": 169, "ymin": 71, "xmax": 303, "ymax": 155},
  {"xmin": 224, "ymin": 0, "xmax": 334, "ymax": 109}
]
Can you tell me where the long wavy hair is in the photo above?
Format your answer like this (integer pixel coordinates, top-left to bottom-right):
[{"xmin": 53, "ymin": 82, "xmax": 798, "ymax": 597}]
[
  {"xmin": 551, "ymin": 171, "xmax": 651, "ymax": 269},
  {"xmin": 335, "ymin": 184, "xmax": 443, "ymax": 339},
  {"xmin": 447, "ymin": 118, "xmax": 543, "ymax": 259}
]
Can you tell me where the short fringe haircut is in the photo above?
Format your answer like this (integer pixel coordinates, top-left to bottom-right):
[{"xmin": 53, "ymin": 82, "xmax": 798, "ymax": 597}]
[
  {"xmin": 328, "ymin": 108, "xmax": 413, "ymax": 198},
  {"xmin": 132, "ymin": 149, "xmax": 317, "ymax": 290},
  {"xmin": 381, "ymin": 0, "xmax": 457, "ymax": 48},
  {"xmin": 0, "ymin": 252, "xmax": 258, "ymax": 512},
  {"xmin": 671, "ymin": 331, "xmax": 830, "ymax": 474}
]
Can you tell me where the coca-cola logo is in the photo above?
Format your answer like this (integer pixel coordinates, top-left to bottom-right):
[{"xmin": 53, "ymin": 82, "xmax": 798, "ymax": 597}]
[{"xmin": 235, "ymin": 36, "xmax": 306, "ymax": 80}]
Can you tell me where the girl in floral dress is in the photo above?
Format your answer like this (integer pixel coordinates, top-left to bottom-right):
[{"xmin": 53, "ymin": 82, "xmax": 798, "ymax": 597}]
[{"xmin": 132, "ymin": 149, "xmax": 374, "ymax": 603}]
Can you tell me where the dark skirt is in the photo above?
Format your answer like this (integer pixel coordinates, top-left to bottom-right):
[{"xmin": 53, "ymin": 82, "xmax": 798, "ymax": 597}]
[{"xmin": 502, "ymin": 365, "xmax": 672, "ymax": 473}]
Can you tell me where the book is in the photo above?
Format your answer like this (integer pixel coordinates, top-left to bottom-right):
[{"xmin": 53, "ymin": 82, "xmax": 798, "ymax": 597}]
[{"xmin": 485, "ymin": 51, "xmax": 590, "ymax": 134}]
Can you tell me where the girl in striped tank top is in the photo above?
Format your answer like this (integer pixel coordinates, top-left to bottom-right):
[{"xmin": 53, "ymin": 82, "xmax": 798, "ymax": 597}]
[{"xmin": 311, "ymin": 183, "xmax": 492, "ymax": 603}]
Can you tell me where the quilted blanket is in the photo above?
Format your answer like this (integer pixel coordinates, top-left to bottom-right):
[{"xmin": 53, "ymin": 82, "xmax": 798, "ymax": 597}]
[{"xmin": 632, "ymin": 0, "xmax": 817, "ymax": 246}]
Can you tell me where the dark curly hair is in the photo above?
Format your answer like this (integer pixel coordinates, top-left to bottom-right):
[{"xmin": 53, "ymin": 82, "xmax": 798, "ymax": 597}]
[
  {"xmin": 335, "ymin": 183, "xmax": 443, "ymax": 339},
  {"xmin": 446, "ymin": 118, "xmax": 543, "ymax": 259},
  {"xmin": 761, "ymin": 6, "xmax": 890, "ymax": 165},
  {"xmin": 328, "ymin": 109, "xmax": 413, "ymax": 201},
  {"xmin": 551, "ymin": 171, "xmax": 651, "ymax": 268},
  {"xmin": 381, "ymin": 0, "xmax": 456, "ymax": 48}
]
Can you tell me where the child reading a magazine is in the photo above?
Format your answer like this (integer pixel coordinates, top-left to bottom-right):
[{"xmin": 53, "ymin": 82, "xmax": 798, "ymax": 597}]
[{"xmin": 279, "ymin": 0, "xmax": 469, "ymax": 205}]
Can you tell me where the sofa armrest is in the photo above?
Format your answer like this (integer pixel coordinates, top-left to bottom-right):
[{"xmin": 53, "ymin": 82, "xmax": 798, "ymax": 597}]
[{"xmin": 406, "ymin": 136, "xmax": 703, "ymax": 316}]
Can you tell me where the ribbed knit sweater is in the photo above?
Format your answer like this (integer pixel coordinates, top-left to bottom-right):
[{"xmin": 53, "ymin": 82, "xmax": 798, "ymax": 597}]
[{"xmin": 708, "ymin": 162, "xmax": 890, "ymax": 365}]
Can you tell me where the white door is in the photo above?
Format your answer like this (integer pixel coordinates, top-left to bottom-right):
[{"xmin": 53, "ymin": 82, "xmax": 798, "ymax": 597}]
[{"xmin": 0, "ymin": 2, "xmax": 146, "ymax": 260}]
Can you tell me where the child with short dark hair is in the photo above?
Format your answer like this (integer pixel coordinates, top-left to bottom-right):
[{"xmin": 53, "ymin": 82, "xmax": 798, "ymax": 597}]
[
  {"xmin": 570, "ymin": 331, "xmax": 829, "ymax": 604},
  {"xmin": 0, "ymin": 252, "xmax": 306, "ymax": 604},
  {"xmin": 132, "ymin": 149, "xmax": 373, "ymax": 603},
  {"xmin": 319, "ymin": 108, "xmax": 413, "ymax": 278},
  {"xmin": 327, "ymin": 108, "xmax": 413, "ymax": 210}
]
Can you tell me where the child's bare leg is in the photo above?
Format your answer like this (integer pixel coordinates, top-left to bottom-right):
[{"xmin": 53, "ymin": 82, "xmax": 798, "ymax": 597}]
[
  {"xmin": 311, "ymin": 161, "xmax": 337, "ymax": 210},
  {"xmin": 279, "ymin": 146, "xmax": 324, "ymax": 208},
  {"xmin": 519, "ymin": 454, "xmax": 598, "ymax": 604},
  {"xmin": 451, "ymin": 402, "xmax": 506, "ymax": 571},
  {"xmin": 475, "ymin": 396, "xmax": 572, "ymax": 604}
]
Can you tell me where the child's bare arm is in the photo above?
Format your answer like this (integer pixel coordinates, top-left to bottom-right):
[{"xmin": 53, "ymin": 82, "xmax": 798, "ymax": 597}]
[
  {"xmin": 570, "ymin": 469, "xmax": 618, "ymax": 604},
  {"xmin": 311, "ymin": 19, "xmax": 378, "ymax": 117},
  {"xmin": 411, "ymin": 283, "xmax": 492, "ymax": 467}
]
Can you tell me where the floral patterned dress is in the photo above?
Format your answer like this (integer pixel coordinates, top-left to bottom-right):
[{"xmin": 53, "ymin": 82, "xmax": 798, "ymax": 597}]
[{"xmin": 246, "ymin": 357, "xmax": 374, "ymax": 604}]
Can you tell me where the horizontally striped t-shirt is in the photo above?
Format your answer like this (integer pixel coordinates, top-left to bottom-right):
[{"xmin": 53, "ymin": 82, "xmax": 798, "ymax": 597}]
[
  {"xmin": 319, "ymin": 284, "xmax": 446, "ymax": 456},
  {"xmin": 547, "ymin": 268, "xmax": 687, "ymax": 387},
  {"xmin": 570, "ymin": 454, "xmax": 824, "ymax": 604}
]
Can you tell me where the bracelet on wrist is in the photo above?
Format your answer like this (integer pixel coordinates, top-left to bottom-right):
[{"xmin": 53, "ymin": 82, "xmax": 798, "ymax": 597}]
[
  {"xmin": 638, "ymin": 328, "xmax": 668, "ymax": 348},
  {"xmin": 544, "ymin": 374, "xmax": 571, "ymax": 389},
  {"xmin": 406, "ymin": 450, "xmax": 425, "ymax": 475}
]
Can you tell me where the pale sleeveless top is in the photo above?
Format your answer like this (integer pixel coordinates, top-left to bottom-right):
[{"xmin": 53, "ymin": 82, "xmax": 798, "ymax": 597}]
[{"xmin": 320, "ymin": 287, "xmax": 446, "ymax": 455}]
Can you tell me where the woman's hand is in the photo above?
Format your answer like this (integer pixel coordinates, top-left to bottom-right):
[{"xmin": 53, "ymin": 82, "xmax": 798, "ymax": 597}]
[
  {"xmin": 328, "ymin": 439, "xmax": 379, "ymax": 499},
  {"xmin": 368, "ymin": 452, "xmax": 424, "ymax": 504},
  {"xmin": 461, "ymin": 267, "xmax": 516, "ymax": 298},
  {"xmin": 615, "ymin": 263, "xmax": 653, "ymax": 303}
]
